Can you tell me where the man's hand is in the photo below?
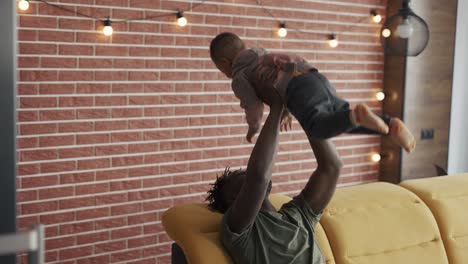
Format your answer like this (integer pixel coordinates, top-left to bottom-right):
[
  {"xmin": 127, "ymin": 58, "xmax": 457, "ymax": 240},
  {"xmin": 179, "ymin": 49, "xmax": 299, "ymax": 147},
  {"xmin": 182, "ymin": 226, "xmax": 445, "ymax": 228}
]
[{"xmin": 280, "ymin": 110, "xmax": 292, "ymax": 132}]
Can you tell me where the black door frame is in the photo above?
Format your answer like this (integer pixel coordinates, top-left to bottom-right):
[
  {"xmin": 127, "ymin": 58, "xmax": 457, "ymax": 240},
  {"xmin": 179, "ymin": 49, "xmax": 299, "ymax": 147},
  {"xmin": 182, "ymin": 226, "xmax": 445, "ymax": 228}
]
[{"xmin": 0, "ymin": 0, "xmax": 18, "ymax": 263}]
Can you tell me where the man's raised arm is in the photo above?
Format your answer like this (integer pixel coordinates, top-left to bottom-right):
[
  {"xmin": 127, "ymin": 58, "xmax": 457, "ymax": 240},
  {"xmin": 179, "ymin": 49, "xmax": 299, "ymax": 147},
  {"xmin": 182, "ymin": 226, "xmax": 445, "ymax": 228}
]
[
  {"xmin": 301, "ymin": 136, "xmax": 343, "ymax": 213},
  {"xmin": 226, "ymin": 98, "xmax": 284, "ymax": 234}
]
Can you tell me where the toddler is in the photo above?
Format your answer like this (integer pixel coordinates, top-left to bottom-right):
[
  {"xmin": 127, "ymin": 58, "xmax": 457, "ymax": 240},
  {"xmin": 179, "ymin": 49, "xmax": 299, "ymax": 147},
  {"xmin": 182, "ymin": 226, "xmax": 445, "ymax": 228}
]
[{"xmin": 210, "ymin": 32, "xmax": 415, "ymax": 153}]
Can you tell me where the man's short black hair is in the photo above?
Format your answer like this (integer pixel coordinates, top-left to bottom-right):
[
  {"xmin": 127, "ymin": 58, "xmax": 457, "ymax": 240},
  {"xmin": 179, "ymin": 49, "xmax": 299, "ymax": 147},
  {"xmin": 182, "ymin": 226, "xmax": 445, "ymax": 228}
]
[
  {"xmin": 209, "ymin": 32, "xmax": 245, "ymax": 62},
  {"xmin": 206, "ymin": 167, "xmax": 245, "ymax": 213}
]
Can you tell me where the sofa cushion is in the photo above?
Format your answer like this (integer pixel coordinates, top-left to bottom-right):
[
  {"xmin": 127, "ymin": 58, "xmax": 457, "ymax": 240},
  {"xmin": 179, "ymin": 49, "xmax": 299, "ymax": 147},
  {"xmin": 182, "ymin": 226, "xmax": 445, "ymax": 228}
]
[
  {"xmin": 319, "ymin": 182, "xmax": 448, "ymax": 264},
  {"xmin": 162, "ymin": 194, "xmax": 336, "ymax": 264},
  {"xmin": 400, "ymin": 173, "xmax": 468, "ymax": 264}
]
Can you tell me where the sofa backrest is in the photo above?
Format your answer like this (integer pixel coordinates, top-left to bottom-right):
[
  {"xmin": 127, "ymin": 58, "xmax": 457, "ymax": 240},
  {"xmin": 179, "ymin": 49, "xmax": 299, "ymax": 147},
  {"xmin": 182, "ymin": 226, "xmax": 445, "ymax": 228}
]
[
  {"xmin": 400, "ymin": 173, "xmax": 468, "ymax": 264},
  {"xmin": 319, "ymin": 182, "xmax": 448, "ymax": 264}
]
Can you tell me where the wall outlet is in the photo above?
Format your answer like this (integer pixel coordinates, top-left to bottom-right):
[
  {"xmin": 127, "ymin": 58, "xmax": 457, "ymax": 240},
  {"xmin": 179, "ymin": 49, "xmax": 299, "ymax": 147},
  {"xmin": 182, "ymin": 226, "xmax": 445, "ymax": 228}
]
[{"xmin": 421, "ymin": 129, "xmax": 435, "ymax": 140}]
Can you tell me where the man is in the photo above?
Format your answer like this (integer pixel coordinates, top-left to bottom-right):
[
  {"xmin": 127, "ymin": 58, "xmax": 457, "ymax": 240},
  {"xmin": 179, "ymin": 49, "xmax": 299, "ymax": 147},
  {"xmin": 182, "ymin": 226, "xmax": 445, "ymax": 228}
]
[{"xmin": 206, "ymin": 89, "xmax": 343, "ymax": 264}]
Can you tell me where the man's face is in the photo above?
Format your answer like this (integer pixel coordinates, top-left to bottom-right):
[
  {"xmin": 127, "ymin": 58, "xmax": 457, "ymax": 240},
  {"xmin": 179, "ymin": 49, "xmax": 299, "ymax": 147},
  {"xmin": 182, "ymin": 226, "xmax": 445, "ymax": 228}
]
[{"xmin": 214, "ymin": 58, "xmax": 233, "ymax": 78}]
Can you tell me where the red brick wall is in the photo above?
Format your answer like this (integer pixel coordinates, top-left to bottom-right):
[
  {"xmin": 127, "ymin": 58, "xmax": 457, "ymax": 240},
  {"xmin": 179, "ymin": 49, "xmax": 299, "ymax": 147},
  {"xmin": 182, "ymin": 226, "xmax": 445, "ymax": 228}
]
[{"xmin": 16, "ymin": 0, "xmax": 386, "ymax": 263}]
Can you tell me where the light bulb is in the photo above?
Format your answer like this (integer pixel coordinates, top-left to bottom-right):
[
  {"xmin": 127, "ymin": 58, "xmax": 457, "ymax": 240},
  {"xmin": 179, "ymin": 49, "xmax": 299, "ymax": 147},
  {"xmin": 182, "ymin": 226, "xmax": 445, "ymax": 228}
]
[
  {"xmin": 278, "ymin": 23, "xmax": 287, "ymax": 38},
  {"xmin": 371, "ymin": 10, "xmax": 382, "ymax": 23},
  {"xmin": 102, "ymin": 19, "xmax": 113, "ymax": 36},
  {"xmin": 373, "ymin": 14, "xmax": 382, "ymax": 23},
  {"xmin": 371, "ymin": 153, "xmax": 382, "ymax": 162},
  {"xmin": 396, "ymin": 18, "xmax": 414, "ymax": 39},
  {"xmin": 382, "ymin": 28, "xmax": 391, "ymax": 38},
  {"xmin": 18, "ymin": 0, "xmax": 29, "ymax": 11},
  {"xmin": 376, "ymin": 92, "xmax": 385, "ymax": 101},
  {"xmin": 176, "ymin": 11, "xmax": 187, "ymax": 27},
  {"xmin": 328, "ymin": 34, "xmax": 338, "ymax": 48}
]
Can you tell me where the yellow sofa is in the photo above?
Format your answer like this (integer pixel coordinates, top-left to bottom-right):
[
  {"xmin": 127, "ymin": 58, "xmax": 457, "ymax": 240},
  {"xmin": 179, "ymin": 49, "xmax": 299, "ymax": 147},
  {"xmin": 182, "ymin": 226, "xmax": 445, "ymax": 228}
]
[{"xmin": 162, "ymin": 174, "xmax": 468, "ymax": 264}]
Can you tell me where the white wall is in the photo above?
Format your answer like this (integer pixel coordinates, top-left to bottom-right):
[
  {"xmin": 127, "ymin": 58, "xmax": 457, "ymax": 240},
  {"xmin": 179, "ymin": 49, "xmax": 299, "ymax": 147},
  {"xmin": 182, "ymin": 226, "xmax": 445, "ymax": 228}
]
[{"xmin": 448, "ymin": 0, "xmax": 468, "ymax": 173}]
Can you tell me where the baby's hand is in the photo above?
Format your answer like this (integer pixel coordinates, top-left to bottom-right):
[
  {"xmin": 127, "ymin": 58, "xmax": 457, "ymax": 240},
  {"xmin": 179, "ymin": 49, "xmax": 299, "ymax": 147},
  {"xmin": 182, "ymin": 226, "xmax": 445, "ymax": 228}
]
[{"xmin": 280, "ymin": 110, "xmax": 293, "ymax": 132}]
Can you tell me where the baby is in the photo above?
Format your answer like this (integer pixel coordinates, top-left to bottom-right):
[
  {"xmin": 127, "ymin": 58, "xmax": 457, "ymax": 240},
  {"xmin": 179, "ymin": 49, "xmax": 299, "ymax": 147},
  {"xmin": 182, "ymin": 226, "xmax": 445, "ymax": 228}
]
[{"xmin": 210, "ymin": 32, "xmax": 416, "ymax": 153}]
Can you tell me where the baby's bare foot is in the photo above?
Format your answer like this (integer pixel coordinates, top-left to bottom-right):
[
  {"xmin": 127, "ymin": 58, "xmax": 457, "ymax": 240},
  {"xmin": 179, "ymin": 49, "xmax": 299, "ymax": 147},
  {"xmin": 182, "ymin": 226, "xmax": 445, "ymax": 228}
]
[
  {"xmin": 389, "ymin": 118, "xmax": 416, "ymax": 153},
  {"xmin": 352, "ymin": 103, "xmax": 389, "ymax": 134}
]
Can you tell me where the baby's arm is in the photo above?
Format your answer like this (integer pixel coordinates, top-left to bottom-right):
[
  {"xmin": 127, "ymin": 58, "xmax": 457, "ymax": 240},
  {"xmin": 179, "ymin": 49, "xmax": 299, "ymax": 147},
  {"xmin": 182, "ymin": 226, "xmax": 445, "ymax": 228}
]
[{"xmin": 244, "ymin": 103, "xmax": 264, "ymax": 143}]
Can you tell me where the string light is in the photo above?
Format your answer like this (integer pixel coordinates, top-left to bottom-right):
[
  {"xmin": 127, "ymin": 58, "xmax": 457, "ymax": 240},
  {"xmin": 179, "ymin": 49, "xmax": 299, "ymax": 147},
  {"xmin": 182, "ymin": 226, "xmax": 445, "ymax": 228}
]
[
  {"xmin": 18, "ymin": 0, "xmax": 30, "ymax": 11},
  {"xmin": 176, "ymin": 11, "xmax": 188, "ymax": 27},
  {"xmin": 376, "ymin": 92, "xmax": 385, "ymax": 101},
  {"xmin": 102, "ymin": 18, "xmax": 113, "ymax": 36},
  {"xmin": 277, "ymin": 23, "xmax": 287, "ymax": 38},
  {"xmin": 382, "ymin": 28, "xmax": 392, "ymax": 38},
  {"xmin": 371, "ymin": 153, "xmax": 382, "ymax": 162},
  {"xmin": 29, "ymin": 1, "xmax": 383, "ymax": 48},
  {"xmin": 328, "ymin": 34, "xmax": 338, "ymax": 48},
  {"xmin": 370, "ymin": 10, "xmax": 382, "ymax": 23}
]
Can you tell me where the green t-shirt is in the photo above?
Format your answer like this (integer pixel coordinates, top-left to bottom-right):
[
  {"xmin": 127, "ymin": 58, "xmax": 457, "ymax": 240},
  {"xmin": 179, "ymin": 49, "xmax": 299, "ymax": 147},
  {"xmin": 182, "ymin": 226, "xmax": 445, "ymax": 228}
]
[{"xmin": 220, "ymin": 193, "xmax": 325, "ymax": 264}]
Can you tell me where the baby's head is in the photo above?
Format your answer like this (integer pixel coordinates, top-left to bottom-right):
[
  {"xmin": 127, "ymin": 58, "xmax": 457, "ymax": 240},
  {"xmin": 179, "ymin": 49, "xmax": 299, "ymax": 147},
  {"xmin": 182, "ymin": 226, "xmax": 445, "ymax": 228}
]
[{"xmin": 210, "ymin": 32, "xmax": 246, "ymax": 78}]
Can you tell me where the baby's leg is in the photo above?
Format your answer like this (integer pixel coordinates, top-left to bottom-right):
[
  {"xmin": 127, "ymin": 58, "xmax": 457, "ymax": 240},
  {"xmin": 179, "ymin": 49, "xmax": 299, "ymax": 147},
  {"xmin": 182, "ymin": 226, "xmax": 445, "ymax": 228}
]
[
  {"xmin": 389, "ymin": 118, "xmax": 416, "ymax": 153},
  {"xmin": 349, "ymin": 112, "xmax": 416, "ymax": 153},
  {"xmin": 350, "ymin": 103, "xmax": 389, "ymax": 134}
]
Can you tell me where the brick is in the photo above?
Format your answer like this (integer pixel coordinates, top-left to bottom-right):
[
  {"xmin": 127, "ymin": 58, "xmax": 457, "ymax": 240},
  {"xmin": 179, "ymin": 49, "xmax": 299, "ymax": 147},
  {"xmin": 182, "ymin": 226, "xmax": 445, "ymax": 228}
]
[
  {"xmin": 128, "ymin": 235, "xmax": 157, "ymax": 248},
  {"xmin": 112, "ymin": 155, "xmax": 144, "ymax": 167},
  {"xmin": 39, "ymin": 83, "xmax": 75, "ymax": 94},
  {"xmin": 128, "ymin": 213, "xmax": 159, "ymax": 224},
  {"xmin": 18, "ymin": 56, "xmax": 39, "ymax": 68},
  {"xmin": 40, "ymin": 109, "xmax": 75, "ymax": 121},
  {"xmin": 75, "ymin": 183, "xmax": 109, "ymax": 195},
  {"xmin": 110, "ymin": 203, "xmax": 141, "ymax": 216},
  {"xmin": 95, "ymin": 96, "xmax": 127, "ymax": 106},
  {"xmin": 59, "ymin": 245, "xmax": 93, "ymax": 260},
  {"xmin": 59, "ymin": 196, "xmax": 95, "ymax": 210},
  {"xmin": 40, "ymin": 212, "xmax": 75, "ymax": 225},
  {"xmin": 22, "ymin": 200, "xmax": 58, "ymax": 214},
  {"xmin": 58, "ymin": 122, "xmax": 94, "ymax": 133},
  {"xmin": 111, "ymin": 226, "xmax": 141, "ymax": 239},
  {"xmin": 77, "ymin": 158, "xmax": 110, "ymax": 170},
  {"xmin": 20, "ymin": 150, "xmax": 58, "ymax": 161},
  {"xmin": 110, "ymin": 249, "xmax": 142, "ymax": 262},
  {"xmin": 96, "ymin": 168, "xmax": 128, "ymax": 181},
  {"xmin": 17, "ymin": 190, "xmax": 37, "ymax": 202},
  {"xmin": 95, "ymin": 240, "xmax": 126, "ymax": 254},
  {"xmin": 110, "ymin": 180, "xmax": 142, "ymax": 191},
  {"xmin": 79, "ymin": 58, "xmax": 113, "ymax": 68},
  {"xmin": 77, "ymin": 231, "xmax": 109, "ymax": 245},
  {"xmin": 46, "ymin": 237, "xmax": 76, "ymax": 250},
  {"xmin": 59, "ymin": 44, "xmax": 93, "ymax": 55},
  {"xmin": 95, "ymin": 217, "xmax": 127, "ymax": 230},
  {"xmin": 20, "ymin": 70, "xmax": 58, "ymax": 81},
  {"xmin": 96, "ymin": 144, "xmax": 128, "ymax": 155},
  {"xmin": 142, "ymin": 244, "xmax": 171, "ymax": 258},
  {"xmin": 39, "ymin": 135, "xmax": 75, "ymax": 147},
  {"xmin": 60, "ymin": 172, "xmax": 95, "ymax": 184},
  {"xmin": 128, "ymin": 189, "xmax": 159, "ymax": 201},
  {"xmin": 59, "ymin": 18, "xmax": 95, "ymax": 30},
  {"xmin": 38, "ymin": 30, "xmax": 75, "ymax": 42},
  {"xmin": 95, "ymin": 193, "xmax": 128, "ymax": 205},
  {"xmin": 39, "ymin": 186, "xmax": 74, "ymax": 199},
  {"xmin": 40, "ymin": 161, "xmax": 76, "ymax": 173},
  {"xmin": 76, "ymin": 207, "xmax": 110, "ymax": 220}
]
